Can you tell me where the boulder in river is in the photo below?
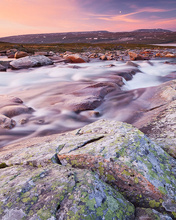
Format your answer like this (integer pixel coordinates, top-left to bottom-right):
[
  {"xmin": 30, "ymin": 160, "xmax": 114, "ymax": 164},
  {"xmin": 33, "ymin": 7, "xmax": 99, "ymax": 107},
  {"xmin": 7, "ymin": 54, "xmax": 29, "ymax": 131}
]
[
  {"xmin": 0, "ymin": 114, "xmax": 16, "ymax": 129},
  {"xmin": 100, "ymin": 55, "xmax": 107, "ymax": 60},
  {"xmin": 126, "ymin": 61, "xmax": 139, "ymax": 67},
  {"xmin": 49, "ymin": 82, "xmax": 119, "ymax": 113},
  {"xmin": 0, "ymin": 60, "xmax": 11, "ymax": 69},
  {"xmin": 10, "ymin": 55, "xmax": 53, "ymax": 70},
  {"xmin": 0, "ymin": 95, "xmax": 33, "ymax": 129},
  {"xmin": 0, "ymin": 64, "xmax": 6, "ymax": 71},
  {"xmin": 64, "ymin": 53, "xmax": 89, "ymax": 63},
  {"xmin": 14, "ymin": 51, "xmax": 29, "ymax": 59},
  {"xmin": 66, "ymin": 82, "xmax": 118, "ymax": 112},
  {"xmin": 128, "ymin": 51, "xmax": 149, "ymax": 61}
]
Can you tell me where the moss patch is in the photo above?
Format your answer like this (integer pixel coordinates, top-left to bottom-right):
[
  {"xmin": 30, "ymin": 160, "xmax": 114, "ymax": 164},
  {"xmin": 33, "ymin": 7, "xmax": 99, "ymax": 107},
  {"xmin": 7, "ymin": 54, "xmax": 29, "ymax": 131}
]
[
  {"xmin": 149, "ymin": 200, "xmax": 160, "ymax": 208},
  {"xmin": 0, "ymin": 163, "xmax": 8, "ymax": 169}
]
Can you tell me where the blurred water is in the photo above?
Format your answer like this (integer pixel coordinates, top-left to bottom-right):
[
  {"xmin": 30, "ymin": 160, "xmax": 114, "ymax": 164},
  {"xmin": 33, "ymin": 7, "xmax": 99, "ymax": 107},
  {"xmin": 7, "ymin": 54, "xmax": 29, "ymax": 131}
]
[
  {"xmin": 1, "ymin": 59, "xmax": 175, "ymax": 94},
  {"xmin": 0, "ymin": 58, "xmax": 175, "ymax": 147},
  {"xmin": 123, "ymin": 59, "xmax": 176, "ymax": 90}
]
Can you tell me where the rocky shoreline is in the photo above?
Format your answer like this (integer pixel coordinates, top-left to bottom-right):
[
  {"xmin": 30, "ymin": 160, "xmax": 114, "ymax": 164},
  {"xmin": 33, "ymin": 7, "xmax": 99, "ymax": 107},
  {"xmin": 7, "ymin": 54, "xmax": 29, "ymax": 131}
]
[
  {"xmin": 0, "ymin": 47, "xmax": 176, "ymax": 219},
  {"xmin": 0, "ymin": 46, "xmax": 176, "ymax": 70}
]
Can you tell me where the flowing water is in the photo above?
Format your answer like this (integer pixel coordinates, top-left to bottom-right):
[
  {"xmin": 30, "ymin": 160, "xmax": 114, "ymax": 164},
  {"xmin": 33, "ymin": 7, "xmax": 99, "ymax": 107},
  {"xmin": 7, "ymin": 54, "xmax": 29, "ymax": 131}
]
[{"xmin": 0, "ymin": 57, "xmax": 176, "ymax": 147}]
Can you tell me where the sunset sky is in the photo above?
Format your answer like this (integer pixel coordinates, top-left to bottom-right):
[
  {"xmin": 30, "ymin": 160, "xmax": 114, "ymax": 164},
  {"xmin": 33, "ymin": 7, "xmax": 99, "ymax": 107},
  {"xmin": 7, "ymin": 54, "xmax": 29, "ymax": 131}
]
[{"xmin": 0, "ymin": 0, "xmax": 176, "ymax": 37}]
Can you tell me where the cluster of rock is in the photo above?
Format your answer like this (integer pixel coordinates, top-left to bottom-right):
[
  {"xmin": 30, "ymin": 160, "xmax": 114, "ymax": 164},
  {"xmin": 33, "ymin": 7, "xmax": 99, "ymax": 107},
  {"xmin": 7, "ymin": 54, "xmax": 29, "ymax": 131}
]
[
  {"xmin": 0, "ymin": 49, "xmax": 29, "ymax": 59},
  {"xmin": 0, "ymin": 47, "xmax": 176, "ymax": 71},
  {"xmin": 60, "ymin": 48, "xmax": 176, "ymax": 62}
]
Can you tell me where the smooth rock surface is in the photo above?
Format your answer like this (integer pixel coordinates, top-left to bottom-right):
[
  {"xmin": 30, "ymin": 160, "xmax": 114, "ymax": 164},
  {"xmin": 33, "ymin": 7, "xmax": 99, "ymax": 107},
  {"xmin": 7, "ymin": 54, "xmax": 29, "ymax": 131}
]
[
  {"xmin": 0, "ymin": 95, "xmax": 33, "ymax": 129},
  {"xmin": 133, "ymin": 80, "xmax": 176, "ymax": 158}
]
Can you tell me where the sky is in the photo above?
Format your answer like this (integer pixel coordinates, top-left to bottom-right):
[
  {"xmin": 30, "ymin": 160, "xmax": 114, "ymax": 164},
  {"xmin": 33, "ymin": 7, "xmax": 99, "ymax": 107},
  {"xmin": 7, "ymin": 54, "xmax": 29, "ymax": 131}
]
[{"xmin": 0, "ymin": 0, "xmax": 176, "ymax": 37}]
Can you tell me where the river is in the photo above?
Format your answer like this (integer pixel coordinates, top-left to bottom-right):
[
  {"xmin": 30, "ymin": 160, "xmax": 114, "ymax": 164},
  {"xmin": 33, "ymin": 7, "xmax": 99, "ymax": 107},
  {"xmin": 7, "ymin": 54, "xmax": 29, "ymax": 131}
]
[{"xmin": 0, "ymin": 57, "xmax": 176, "ymax": 147}]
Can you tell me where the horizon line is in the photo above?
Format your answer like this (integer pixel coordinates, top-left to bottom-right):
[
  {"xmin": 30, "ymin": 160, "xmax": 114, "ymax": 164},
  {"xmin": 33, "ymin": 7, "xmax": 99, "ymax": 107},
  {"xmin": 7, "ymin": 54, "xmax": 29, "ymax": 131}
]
[{"xmin": 0, "ymin": 28, "xmax": 175, "ymax": 39}]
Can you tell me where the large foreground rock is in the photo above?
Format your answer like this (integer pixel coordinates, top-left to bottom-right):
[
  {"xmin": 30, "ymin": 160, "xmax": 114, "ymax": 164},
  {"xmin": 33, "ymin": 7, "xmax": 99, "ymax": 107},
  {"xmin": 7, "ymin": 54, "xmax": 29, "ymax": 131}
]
[
  {"xmin": 10, "ymin": 55, "xmax": 53, "ymax": 69},
  {"xmin": 57, "ymin": 120, "xmax": 176, "ymax": 215},
  {"xmin": 0, "ymin": 119, "xmax": 176, "ymax": 218}
]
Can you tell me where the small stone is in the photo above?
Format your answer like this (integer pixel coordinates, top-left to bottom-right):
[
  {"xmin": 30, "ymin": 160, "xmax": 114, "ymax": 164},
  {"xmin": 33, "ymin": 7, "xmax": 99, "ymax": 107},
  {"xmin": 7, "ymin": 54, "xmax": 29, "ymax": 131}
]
[
  {"xmin": 165, "ymin": 53, "xmax": 176, "ymax": 58},
  {"xmin": 0, "ymin": 114, "xmax": 16, "ymax": 129},
  {"xmin": 19, "ymin": 118, "xmax": 28, "ymax": 125},
  {"xmin": 100, "ymin": 55, "xmax": 107, "ymax": 60},
  {"xmin": 126, "ymin": 61, "xmax": 139, "ymax": 67}
]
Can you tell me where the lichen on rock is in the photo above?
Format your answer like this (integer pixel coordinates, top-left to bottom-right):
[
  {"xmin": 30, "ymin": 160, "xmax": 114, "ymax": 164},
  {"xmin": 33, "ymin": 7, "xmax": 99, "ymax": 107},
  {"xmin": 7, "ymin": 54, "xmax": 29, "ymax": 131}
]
[
  {"xmin": 57, "ymin": 119, "xmax": 176, "ymax": 213},
  {"xmin": 0, "ymin": 119, "xmax": 176, "ymax": 219},
  {"xmin": 0, "ymin": 164, "xmax": 135, "ymax": 220}
]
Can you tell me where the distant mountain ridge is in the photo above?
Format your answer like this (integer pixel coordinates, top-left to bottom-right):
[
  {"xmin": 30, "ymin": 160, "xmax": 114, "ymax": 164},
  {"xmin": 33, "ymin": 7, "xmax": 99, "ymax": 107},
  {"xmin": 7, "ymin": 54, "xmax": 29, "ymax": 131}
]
[
  {"xmin": 0, "ymin": 29, "xmax": 175, "ymax": 44},
  {"xmin": 133, "ymin": 28, "xmax": 172, "ymax": 32}
]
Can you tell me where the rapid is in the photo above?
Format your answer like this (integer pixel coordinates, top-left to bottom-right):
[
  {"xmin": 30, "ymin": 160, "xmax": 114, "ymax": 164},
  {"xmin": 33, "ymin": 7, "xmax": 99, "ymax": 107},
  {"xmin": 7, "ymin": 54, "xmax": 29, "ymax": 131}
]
[{"xmin": 0, "ymin": 57, "xmax": 176, "ymax": 147}]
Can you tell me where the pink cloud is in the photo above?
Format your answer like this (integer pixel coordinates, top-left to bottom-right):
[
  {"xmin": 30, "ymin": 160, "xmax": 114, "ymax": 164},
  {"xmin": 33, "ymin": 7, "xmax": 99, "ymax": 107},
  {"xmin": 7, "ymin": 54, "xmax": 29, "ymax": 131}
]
[
  {"xmin": 93, "ymin": 6, "xmax": 176, "ymax": 31},
  {"xmin": 97, "ymin": 7, "xmax": 176, "ymax": 23},
  {"xmin": 98, "ymin": 17, "xmax": 176, "ymax": 32},
  {"xmin": 137, "ymin": 7, "xmax": 176, "ymax": 13}
]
